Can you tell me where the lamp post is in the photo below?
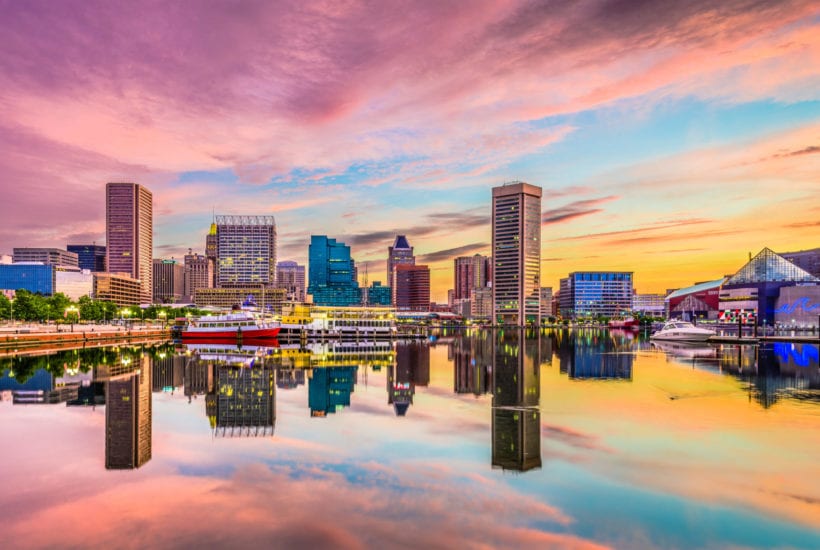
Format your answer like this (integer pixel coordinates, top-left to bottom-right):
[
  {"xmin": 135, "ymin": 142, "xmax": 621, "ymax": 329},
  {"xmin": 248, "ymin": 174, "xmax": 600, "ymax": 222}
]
[
  {"xmin": 158, "ymin": 310, "xmax": 167, "ymax": 328},
  {"xmin": 65, "ymin": 305, "xmax": 79, "ymax": 333}
]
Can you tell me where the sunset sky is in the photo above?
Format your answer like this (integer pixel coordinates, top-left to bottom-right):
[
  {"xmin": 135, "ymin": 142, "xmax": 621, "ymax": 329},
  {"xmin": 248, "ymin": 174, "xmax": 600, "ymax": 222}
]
[{"xmin": 1, "ymin": 1, "xmax": 818, "ymax": 301}]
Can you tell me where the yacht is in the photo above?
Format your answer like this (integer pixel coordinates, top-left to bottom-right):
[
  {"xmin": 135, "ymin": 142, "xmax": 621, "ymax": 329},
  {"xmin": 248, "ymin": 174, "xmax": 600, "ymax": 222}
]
[{"xmin": 649, "ymin": 320, "xmax": 715, "ymax": 342}]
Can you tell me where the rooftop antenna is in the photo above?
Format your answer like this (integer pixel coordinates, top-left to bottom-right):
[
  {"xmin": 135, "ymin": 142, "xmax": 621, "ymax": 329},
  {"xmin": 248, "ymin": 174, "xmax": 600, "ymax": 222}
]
[{"xmin": 363, "ymin": 262, "xmax": 369, "ymax": 308}]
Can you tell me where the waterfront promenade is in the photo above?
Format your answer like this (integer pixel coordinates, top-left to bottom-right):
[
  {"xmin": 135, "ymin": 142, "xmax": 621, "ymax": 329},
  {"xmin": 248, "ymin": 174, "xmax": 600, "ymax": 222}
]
[{"xmin": 0, "ymin": 323, "xmax": 170, "ymax": 353}]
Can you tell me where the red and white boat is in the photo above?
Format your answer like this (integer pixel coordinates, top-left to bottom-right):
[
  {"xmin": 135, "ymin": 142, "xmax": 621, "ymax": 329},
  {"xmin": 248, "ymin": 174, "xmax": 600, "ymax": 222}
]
[
  {"xmin": 608, "ymin": 317, "xmax": 640, "ymax": 330},
  {"xmin": 181, "ymin": 311, "xmax": 280, "ymax": 343}
]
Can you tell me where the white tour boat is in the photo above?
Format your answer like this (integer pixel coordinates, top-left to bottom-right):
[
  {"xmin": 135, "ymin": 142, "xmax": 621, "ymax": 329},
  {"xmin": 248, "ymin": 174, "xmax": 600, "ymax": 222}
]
[{"xmin": 649, "ymin": 320, "xmax": 715, "ymax": 342}]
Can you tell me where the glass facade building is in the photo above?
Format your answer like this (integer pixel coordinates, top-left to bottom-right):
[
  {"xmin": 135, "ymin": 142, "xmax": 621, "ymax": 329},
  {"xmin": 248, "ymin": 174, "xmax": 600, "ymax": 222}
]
[
  {"xmin": 492, "ymin": 182, "xmax": 542, "ymax": 325},
  {"xmin": 215, "ymin": 215, "xmax": 277, "ymax": 287},
  {"xmin": 393, "ymin": 264, "xmax": 430, "ymax": 311},
  {"xmin": 106, "ymin": 182, "xmax": 153, "ymax": 303},
  {"xmin": 0, "ymin": 264, "xmax": 55, "ymax": 295},
  {"xmin": 559, "ymin": 272, "xmax": 633, "ymax": 319},
  {"xmin": 67, "ymin": 244, "xmax": 106, "ymax": 272},
  {"xmin": 308, "ymin": 236, "xmax": 361, "ymax": 307},
  {"xmin": 387, "ymin": 235, "xmax": 415, "ymax": 303}
]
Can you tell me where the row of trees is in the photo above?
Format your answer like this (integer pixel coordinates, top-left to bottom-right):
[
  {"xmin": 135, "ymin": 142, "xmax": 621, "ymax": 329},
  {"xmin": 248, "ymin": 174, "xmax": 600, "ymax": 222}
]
[{"xmin": 0, "ymin": 290, "xmax": 209, "ymax": 323}]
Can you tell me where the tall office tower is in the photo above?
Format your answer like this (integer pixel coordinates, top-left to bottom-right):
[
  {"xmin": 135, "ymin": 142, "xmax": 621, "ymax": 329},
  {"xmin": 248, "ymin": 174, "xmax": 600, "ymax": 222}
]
[
  {"xmin": 152, "ymin": 259, "xmax": 185, "ymax": 303},
  {"xmin": 105, "ymin": 359, "xmax": 152, "ymax": 469},
  {"xmin": 12, "ymin": 247, "xmax": 79, "ymax": 267},
  {"xmin": 454, "ymin": 254, "xmax": 491, "ymax": 301},
  {"xmin": 387, "ymin": 235, "xmax": 415, "ymax": 298},
  {"xmin": 492, "ymin": 182, "xmax": 542, "ymax": 325},
  {"xmin": 307, "ymin": 235, "xmax": 360, "ymax": 307},
  {"xmin": 106, "ymin": 182, "xmax": 153, "ymax": 303},
  {"xmin": 183, "ymin": 252, "xmax": 213, "ymax": 298},
  {"xmin": 393, "ymin": 264, "xmax": 430, "ymax": 311},
  {"xmin": 205, "ymin": 221, "xmax": 218, "ymax": 287},
  {"xmin": 214, "ymin": 215, "xmax": 277, "ymax": 287},
  {"xmin": 276, "ymin": 260, "xmax": 306, "ymax": 302},
  {"xmin": 67, "ymin": 244, "xmax": 106, "ymax": 272}
]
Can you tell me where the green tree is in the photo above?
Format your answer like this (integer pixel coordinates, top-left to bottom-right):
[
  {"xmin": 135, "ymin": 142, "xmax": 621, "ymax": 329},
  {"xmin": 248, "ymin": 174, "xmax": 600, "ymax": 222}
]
[{"xmin": 0, "ymin": 294, "xmax": 10, "ymax": 320}]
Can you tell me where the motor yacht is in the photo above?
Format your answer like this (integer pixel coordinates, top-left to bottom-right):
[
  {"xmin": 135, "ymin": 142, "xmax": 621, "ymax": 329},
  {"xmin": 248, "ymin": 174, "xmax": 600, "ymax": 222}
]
[{"xmin": 649, "ymin": 320, "xmax": 715, "ymax": 342}]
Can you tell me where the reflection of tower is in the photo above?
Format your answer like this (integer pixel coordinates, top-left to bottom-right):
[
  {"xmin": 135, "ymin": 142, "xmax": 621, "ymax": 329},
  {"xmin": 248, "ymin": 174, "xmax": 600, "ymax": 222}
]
[
  {"xmin": 276, "ymin": 368, "xmax": 306, "ymax": 389},
  {"xmin": 152, "ymin": 355, "xmax": 185, "ymax": 392},
  {"xmin": 184, "ymin": 360, "xmax": 214, "ymax": 401},
  {"xmin": 453, "ymin": 332, "xmax": 492, "ymax": 396},
  {"xmin": 491, "ymin": 330, "xmax": 541, "ymax": 472},
  {"xmin": 388, "ymin": 342, "xmax": 430, "ymax": 415},
  {"xmin": 308, "ymin": 367, "xmax": 357, "ymax": 417},
  {"xmin": 105, "ymin": 355, "xmax": 152, "ymax": 469},
  {"xmin": 209, "ymin": 365, "xmax": 275, "ymax": 436}
]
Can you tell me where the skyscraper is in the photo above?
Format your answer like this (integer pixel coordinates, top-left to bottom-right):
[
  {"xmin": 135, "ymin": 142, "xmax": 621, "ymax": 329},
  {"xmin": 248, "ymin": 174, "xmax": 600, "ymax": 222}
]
[
  {"xmin": 67, "ymin": 244, "xmax": 106, "ymax": 272},
  {"xmin": 453, "ymin": 254, "xmax": 491, "ymax": 301},
  {"xmin": 106, "ymin": 182, "xmax": 153, "ymax": 303},
  {"xmin": 492, "ymin": 182, "xmax": 542, "ymax": 325},
  {"xmin": 105, "ymin": 358, "xmax": 152, "ymax": 469},
  {"xmin": 205, "ymin": 221, "xmax": 218, "ymax": 287},
  {"xmin": 393, "ymin": 264, "xmax": 430, "ymax": 311},
  {"xmin": 214, "ymin": 215, "xmax": 277, "ymax": 287},
  {"xmin": 183, "ymin": 251, "xmax": 213, "ymax": 299},
  {"xmin": 387, "ymin": 235, "xmax": 415, "ymax": 299},
  {"xmin": 308, "ymin": 235, "xmax": 360, "ymax": 307},
  {"xmin": 276, "ymin": 260, "xmax": 306, "ymax": 302}
]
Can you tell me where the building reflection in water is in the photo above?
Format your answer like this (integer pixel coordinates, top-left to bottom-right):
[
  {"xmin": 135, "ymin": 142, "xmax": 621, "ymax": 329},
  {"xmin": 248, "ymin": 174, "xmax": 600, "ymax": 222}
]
[
  {"xmin": 553, "ymin": 328, "xmax": 633, "ymax": 380},
  {"xmin": 452, "ymin": 331, "xmax": 492, "ymax": 396},
  {"xmin": 205, "ymin": 365, "xmax": 276, "ymax": 437},
  {"xmin": 491, "ymin": 329, "xmax": 541, "ymax": 472},
  {"xmin": 309, "ymin": 366, "xmax": 357, "ymax": 417},
  {"xmin": 105, "ymin": 353, "xmax": 152, "ymax": 470},
  {"xmin": 388, "ymin": 341, "xmax": 430, "ymax": 416}
]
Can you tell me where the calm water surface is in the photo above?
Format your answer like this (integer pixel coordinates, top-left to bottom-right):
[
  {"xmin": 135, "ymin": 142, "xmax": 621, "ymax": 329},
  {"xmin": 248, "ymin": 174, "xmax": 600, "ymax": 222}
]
[{"xmin": 1, "ymin": 329, "xmax": 819, "ymax": 549}]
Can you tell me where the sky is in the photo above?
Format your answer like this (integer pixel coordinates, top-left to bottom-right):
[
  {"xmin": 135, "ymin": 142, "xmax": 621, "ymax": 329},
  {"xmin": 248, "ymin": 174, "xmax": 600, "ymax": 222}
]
[{"xmin": 0, "ymin": 0, "xmax": 818, "ymax": 301}]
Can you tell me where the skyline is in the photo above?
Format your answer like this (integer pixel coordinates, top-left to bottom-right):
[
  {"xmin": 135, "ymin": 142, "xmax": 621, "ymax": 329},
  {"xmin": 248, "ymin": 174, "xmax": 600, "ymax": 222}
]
[{"xmin": 1, "ymin": 1, "xmax": 819, "ymax": 301}]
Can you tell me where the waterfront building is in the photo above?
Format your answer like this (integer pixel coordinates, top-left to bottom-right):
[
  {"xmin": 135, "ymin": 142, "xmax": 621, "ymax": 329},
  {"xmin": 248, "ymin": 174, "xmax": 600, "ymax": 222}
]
[
  {"xmin": 491, "ymin": 330, "xmax": 541, "ymax": 472},
  {"xmin": 215, "ymin": 215, "xmax": 277, "ymax": 287},
  {"xmin": 13, "ymin": 247, "xmax": 79, "ymax": 268},
  {"xmin": 387, "ymin": 235, "xmax": 415, "ymax": 299},
  {"xmin": 93, "ymin": 272, "xmax": 141, "ymax": 306},
  {"xmin": 780, "ymin": 247, "xmax": 820, "ymax": 279},
  {"xmin": 539, "ymin": 287, "xmax": 554, "ymax": 318},
  {"xmin": 363, "ymin": 281, "xmax": 391, "ymax": 306},
  {"xmin": 393, "ymin": 264, "xmax": 430, "ymax": 311},
  {"xmin": 55, "ymin": 268, "xmax": 94, "ymax": 300},
  {"xmin": 454, "ymin": 254, "xmax": 491, "ymax": 302},
  {"xmin": 559, "ymin": 272, "xmax": 633, "ymax": 319},
  {"xmin": 665, "ymin": 279, "xmax": 725, "ymax": 321},
  {"xmin": 276, "ymin": 260, "xmax": 306, "ymax": 302},
  {"xmin": 106, "ymin": 182, "xmax": 153, "ymax": 303},
  {"xmin": 194, "ymin": 287, "xmax": 286, "ymax": 312},
  {"xmin": 633, "ymin": 293, "xmax": 666, "ymax": 317},
  {"xmin": 105, "ymin": 361, "xmax": 152, "ymax": 469},
  {"xmin": 67, "ymin": 244, "xmax": 106, "ymax": 272},
  {"xmin": 152, "ymin": 259, "xmax": 184, "ymax": 303},
  {"xmin": 0, "ymin": 264, "xmax": 55, "ymax": 295},
  {"xmin": 308, "ymin": 236, "xmax": 360, "ymax": 307},
  {"xmin": 308, "ymin": 366, "xmax": 357, "ymax": 417},
  {"xmin": 492, "ymin": 182, "xmax": 542, "ymax": 325},
  {"xmin": 183, "ymin": 252, "xmax": 213, "ymax": 300},
  {"xmin": 205, "ymin": 222, "xmax": 218, "ymax": 287},
  {"xmin": 719, "ymin": 247, "xmax": 819, "ymax": 325}
]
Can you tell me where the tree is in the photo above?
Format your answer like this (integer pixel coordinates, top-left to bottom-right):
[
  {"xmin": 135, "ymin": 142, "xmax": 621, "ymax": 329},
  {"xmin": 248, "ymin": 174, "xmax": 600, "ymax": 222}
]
[{"xmin": 0, "ymin": 294, "xmax": 10, "ymax": 320}]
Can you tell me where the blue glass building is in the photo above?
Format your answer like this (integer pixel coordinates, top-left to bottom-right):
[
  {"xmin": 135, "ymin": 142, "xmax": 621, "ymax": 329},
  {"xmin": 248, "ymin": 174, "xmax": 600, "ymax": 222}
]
[
  {"xmin": 0, "ymin": 264, "xmax": 55, "ymax": 295},
  {"xmin": 558, "ymin": 271, "xmax": 633, "ymax": 319},
  {"xmin": 67, "ymin": 244, "xmax": 106, "ymax": 272},
  {"xmin": 307, "ymin": 236, "xmax": 361, "ymax": 306},
  {"xmin": 364, "ymin": 281, "xmax": 391, "ymax": 306}
]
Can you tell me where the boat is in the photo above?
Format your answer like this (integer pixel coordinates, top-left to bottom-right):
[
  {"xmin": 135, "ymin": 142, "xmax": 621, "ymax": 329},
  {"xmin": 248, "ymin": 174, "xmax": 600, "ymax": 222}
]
[
  {"xmin": 181, "ymin": 311, "xmax": 280, "ymax": 343},
  {"xmin": 277, "ymin": 304, "xmax": 397, "ymax": 339},
  {"xmin": 184, "ymin": 343, "xmax": 275, "ymax": 366},
  {"xmin": 608, "ymin": 317, "xmax": 640, "ymax": 330},
  {"xmin": 651, "ymin": 340, "xmax": 716, "ymax": 359},
  {"xmin": 649, "ymin": 320, "xmax": 715, "ymax": 342}
]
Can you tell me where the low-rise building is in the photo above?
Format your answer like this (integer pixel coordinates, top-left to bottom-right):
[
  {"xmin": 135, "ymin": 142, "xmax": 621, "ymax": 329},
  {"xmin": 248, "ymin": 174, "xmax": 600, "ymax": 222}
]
[
  {"xmin": 93, "ymin": 273, "xmax": 142, "ymax": 306},
  {"xmin": 12, "ymin": 247, "xmax": 78, "ymax": 267},
  {"xmin": 194, "ymin": 287, "xmax": 286, "ymax": 313}
]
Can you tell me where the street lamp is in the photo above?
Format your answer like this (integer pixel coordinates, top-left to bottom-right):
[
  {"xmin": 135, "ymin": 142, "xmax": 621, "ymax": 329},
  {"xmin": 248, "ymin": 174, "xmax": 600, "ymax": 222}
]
[
  {"xmin": 65, "ymin": 305, "xmax": 79, "ymax": 333},
  {"xmin": 158, "ymin": 310, "xmax": 167, "ymax": 328}
]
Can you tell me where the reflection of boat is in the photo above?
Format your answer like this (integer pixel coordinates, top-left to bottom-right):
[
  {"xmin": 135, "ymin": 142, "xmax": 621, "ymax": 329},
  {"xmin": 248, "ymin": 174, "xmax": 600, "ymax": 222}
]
[
  {"xmin": 609, "ymin": 317, "xmax": 639, "ymax": 330},
  {"xmin": 651, "ymin": 340, "xmax": 716, "ymax": 359},
  {"xmin": 182, "ymin": 311, "xmax": 280, "ymax": 343},
  {"xmin": 185, "ymin": 343, "xmax": 275, "ymax": 366},
  {"xmin": 650, "ymin": 321, "xmax": 715, "ymax": 342}
]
